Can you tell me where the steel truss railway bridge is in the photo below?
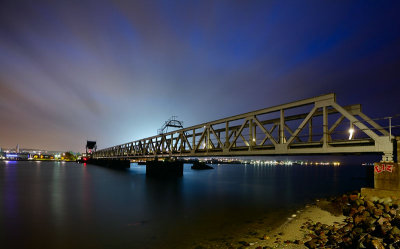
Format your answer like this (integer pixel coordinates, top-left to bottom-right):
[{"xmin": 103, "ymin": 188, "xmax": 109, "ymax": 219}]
[{"xmin": 92, "ymin": 93, "xmax": 396, "ymax": 162}]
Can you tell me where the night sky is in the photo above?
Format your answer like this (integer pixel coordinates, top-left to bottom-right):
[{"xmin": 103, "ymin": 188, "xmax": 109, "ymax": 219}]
[{"xmin": 1, "ymin": 0, "xmax": 399, "ymax": 152}]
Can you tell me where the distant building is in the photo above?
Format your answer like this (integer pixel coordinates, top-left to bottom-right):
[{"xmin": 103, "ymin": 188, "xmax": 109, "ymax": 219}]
[
  {"xmin": 0, "ymin": 146, "xmax": 68, "ymax": 160},
  {"xmin": 5, "ymin": 152, "xmax": 29, "ymax": 160}
]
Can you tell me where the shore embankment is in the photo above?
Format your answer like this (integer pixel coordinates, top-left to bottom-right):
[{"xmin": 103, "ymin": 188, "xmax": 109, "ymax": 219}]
[{"xmin": 221, "ymin": 191, "xmax": 400, "ymax": 249}]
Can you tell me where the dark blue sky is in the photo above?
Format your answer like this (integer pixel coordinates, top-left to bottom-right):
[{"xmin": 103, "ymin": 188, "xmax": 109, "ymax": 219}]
[{"xmin": 0, "ymin": 0, "xmax": 399, "ymax": 152}]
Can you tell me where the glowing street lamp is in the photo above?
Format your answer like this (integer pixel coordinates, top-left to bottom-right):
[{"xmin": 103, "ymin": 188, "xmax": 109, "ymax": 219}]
[{"xmin": 348, "ymin": 124, "xmax": 355, "ymax": 140}]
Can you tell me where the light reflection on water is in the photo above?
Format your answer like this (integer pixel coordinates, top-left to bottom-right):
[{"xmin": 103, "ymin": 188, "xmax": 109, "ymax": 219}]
[{"xmin": 0, "ymin": 161, "xmax": 372, "ymax": 249}]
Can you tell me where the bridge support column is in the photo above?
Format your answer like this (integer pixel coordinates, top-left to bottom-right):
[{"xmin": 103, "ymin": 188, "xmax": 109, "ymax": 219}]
[
  {"xmin": 361, "ymin": 137, "xmax": 400, "ymax": 200},
  {"xmin": 146, "ymin": 159, "xmax": 183, "ymax": 177},
  {"xmin": 87, "ymin": 158, "xmax": 131, "ymax": 169}
]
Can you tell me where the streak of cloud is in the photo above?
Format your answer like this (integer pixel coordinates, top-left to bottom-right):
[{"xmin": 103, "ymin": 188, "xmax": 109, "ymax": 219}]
[{"xmin": 0, "ymin": 0, "xmax": 399, "ymax": 152}]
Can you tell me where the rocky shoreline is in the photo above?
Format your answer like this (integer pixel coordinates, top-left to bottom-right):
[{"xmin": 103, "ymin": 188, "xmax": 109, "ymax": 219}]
[
  {"xmin": 302, "ymin": 192, "xmax": 400, "ymax": 249},
  {"xmin": 191, "ymin": 161, "xmax": 214, "ymax": 170},
  {"xmin": 209, "ymin": 191, "xmax": 400, "ymax": 249}
]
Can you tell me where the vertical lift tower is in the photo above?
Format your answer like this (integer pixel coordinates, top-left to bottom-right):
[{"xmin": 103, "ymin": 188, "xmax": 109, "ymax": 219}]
[{"xmin": 86, "ymin": 141, "xmax": 97, "ymax": 157}]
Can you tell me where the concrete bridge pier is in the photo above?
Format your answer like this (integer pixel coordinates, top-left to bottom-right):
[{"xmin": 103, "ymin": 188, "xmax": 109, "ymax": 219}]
[
  {"xmin": 87, "ymin": 158, "xmax": 131, "ymax": 169},
  {"xmin": 146, "ymin": 158, "xmax": 183, "ymax": 177},
  {"xmin": 361, "ymin": 137, "xmax": 400, "ymax": 199}
]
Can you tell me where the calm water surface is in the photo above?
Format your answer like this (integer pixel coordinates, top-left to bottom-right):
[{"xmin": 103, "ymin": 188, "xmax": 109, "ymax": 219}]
[{"xmin": 0, "ymin": 161, "xmax": 372, "ymax": 249}]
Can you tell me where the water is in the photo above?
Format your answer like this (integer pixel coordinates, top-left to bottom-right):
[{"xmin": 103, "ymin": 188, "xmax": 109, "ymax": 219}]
[{"xmin": 0, "ymin": 161, "xmax": 372, "ymax": 249}]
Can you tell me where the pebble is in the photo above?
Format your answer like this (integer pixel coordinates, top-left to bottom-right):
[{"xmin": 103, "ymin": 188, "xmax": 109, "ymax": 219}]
[{"xmin": 261, "ymin": 235, "xmax": 269, "ymax": 240}]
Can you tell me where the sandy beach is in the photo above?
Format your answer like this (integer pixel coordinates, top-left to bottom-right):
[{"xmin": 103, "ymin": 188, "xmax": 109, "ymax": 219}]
[
  {"xmin": 251, "ymin": 204, "xmax": 345, "ymax": 249},
  {"xmin": 222, "ymin": 203, "xmax": 345, "ymax": 249}
]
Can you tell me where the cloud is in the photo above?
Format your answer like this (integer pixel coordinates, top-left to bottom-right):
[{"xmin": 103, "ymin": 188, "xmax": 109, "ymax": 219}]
[{"xmin": 0, "ymin": 0, "xmax": 399, "ymax": 151}]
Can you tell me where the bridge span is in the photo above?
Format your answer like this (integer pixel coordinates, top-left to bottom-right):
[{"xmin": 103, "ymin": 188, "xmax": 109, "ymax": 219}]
[{"xmin": 92, "ymin": 93, "xmax": 396, "ymax": 162}]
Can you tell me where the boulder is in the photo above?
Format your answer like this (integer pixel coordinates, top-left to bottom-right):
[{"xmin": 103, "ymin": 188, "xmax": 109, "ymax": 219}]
[{"xmin": 371, "ymin": 239, "xmax": 385, "ymax": 249}]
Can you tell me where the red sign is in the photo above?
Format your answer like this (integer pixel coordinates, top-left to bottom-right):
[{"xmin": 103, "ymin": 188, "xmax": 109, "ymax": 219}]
[
  {"xmin": 374, "ymin": 164, "xmax": 382, "ymax": 173},
  {"xmin": 375, "ymin": 163, "xmax": 394, "ymax": 174}
]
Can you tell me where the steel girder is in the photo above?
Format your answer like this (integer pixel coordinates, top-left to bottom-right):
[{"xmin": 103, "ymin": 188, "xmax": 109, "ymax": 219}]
[{"xmin": 93, "ymin": 93, "xmax": 394, "ymax": 161}]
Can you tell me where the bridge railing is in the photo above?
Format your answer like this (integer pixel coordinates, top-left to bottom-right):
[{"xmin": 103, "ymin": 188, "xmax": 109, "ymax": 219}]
[{"xmin": 93, "ymin": 93, "xmax": 394, "ymax": 161}]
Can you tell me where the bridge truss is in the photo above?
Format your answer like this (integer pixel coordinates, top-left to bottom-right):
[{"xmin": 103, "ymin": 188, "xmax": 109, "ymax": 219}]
[{"xmin": 93, "ymin": 94, "xmax": 394, "ymax": 161}]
